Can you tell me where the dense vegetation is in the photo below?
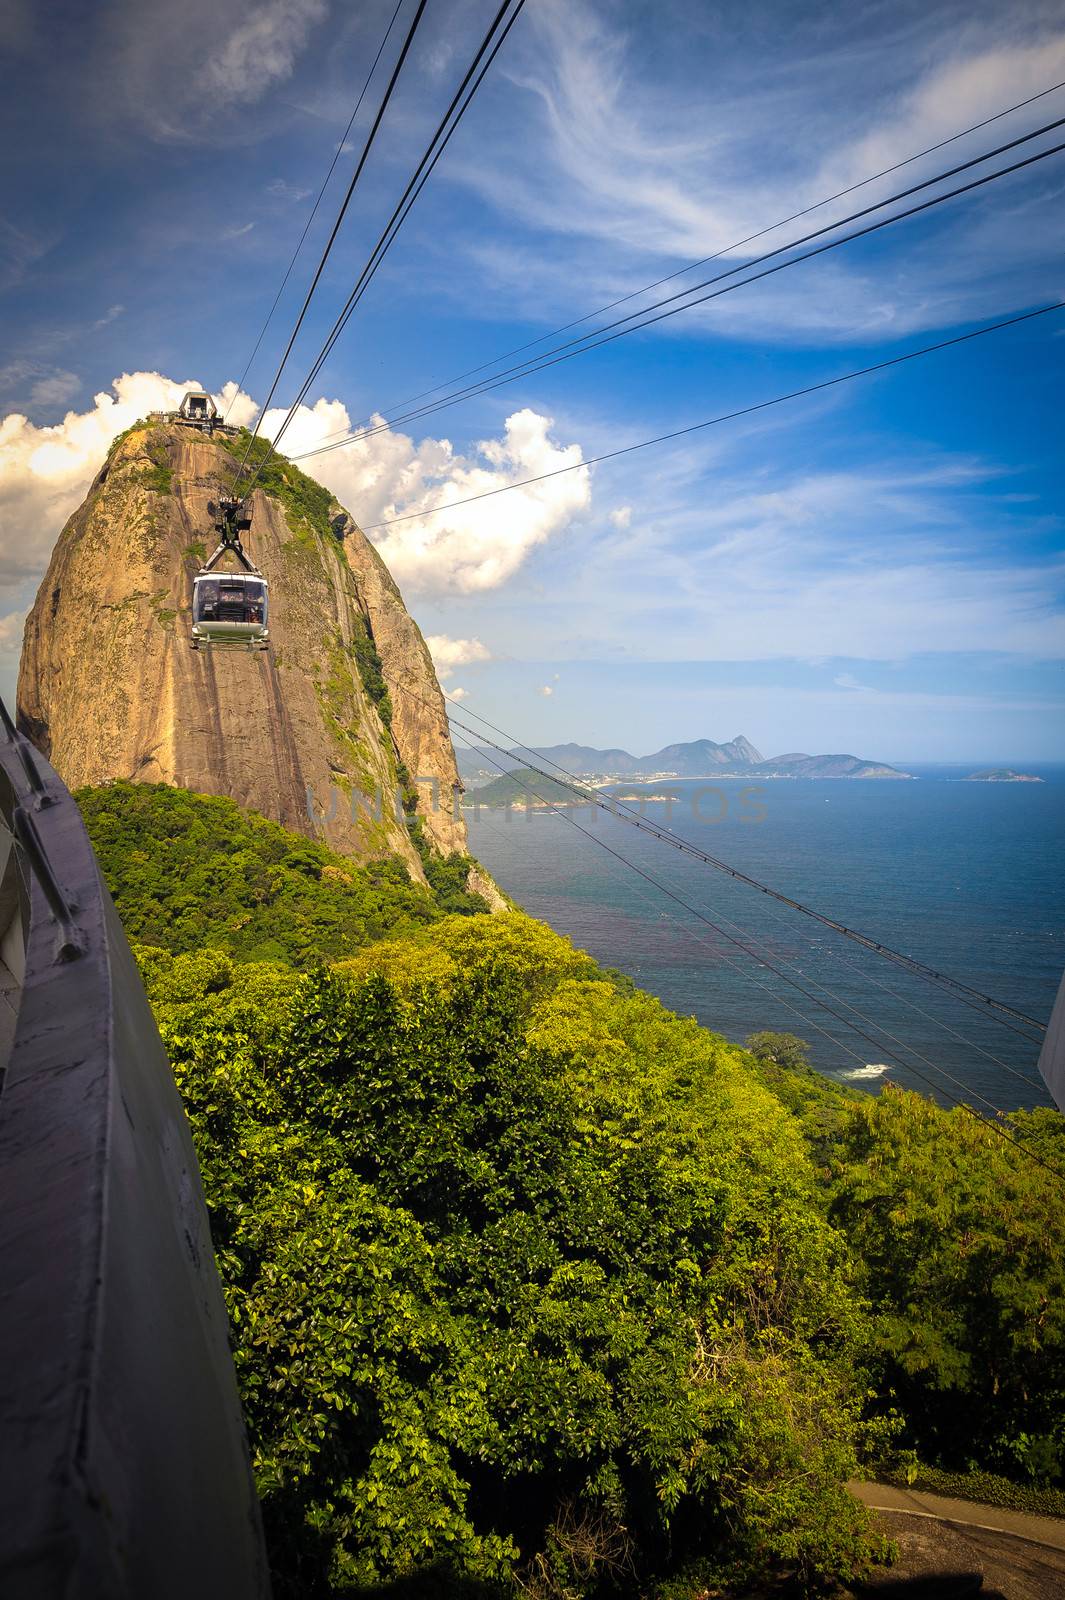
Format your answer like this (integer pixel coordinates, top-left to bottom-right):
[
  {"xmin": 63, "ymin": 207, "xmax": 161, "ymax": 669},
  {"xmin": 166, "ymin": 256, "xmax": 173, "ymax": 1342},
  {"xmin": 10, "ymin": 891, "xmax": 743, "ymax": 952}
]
[
  {"xmin": 141, "ymin": 927, "xmax": 882, "ymax": 1598},
  {"xmin": 81, "ymin": 783, "xmax": 1065, "ymax": 1597},
  {"xmin": 79, "ymin": 781, "xmax": 487, "ymax": 964},
  {"xmin": 223, "ymin": 427, "xmax": 341, "ymax": 549}
]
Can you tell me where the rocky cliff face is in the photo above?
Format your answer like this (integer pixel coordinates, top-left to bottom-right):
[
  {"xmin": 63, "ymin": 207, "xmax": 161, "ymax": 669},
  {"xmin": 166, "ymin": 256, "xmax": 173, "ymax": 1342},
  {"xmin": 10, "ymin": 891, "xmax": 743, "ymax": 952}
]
[{"xmin": 17, "ymin": 421, "xmax": 467, "ymax": 879}]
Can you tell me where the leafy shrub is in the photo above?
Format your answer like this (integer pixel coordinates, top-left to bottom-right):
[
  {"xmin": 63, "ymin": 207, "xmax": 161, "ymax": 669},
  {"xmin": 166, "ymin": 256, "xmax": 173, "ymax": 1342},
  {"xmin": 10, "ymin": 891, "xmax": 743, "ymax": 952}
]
[
  {"xmin": 878, "ymin": 1462, "xmax": 1065, "ymax": 1518},
  {"xmin": 91, "ymin": 781, "xmax": 1065, "ymax": 1594}
]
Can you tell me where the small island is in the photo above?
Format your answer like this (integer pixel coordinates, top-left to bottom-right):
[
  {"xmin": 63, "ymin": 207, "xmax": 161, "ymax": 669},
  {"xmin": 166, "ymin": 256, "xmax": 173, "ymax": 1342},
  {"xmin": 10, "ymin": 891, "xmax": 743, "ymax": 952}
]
[
  {"xmin": 463, "ymin": 769, "xmax": 592, "ymax": 808},
  {"xmin": 964, "ymin": 769, "xmax": 1044, "ymax": 783}
]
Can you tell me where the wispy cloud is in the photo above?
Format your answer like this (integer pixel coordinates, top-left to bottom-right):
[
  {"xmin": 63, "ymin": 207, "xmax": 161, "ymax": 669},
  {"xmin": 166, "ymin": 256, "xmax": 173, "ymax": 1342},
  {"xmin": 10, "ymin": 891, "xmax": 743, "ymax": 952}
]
[
  {"xmin": 0, "ymin": 218, "xmax": 57, "ymax": 291},
  {"xmin": 97, "ymin": 0, "xmax": 327, "ymax": 141},
  {"xmin": 473, "ymin": 439, "xmax": 1065, "ymax": 665},
  {"xmin": 0, "ymin": 360, "xmax": 81, "ymax": 415},
  {"xmin": 447, "ymin": 0, "xmax": 1065, "ymax": 343},
  {"xmin": 266, "ymin": 178, "xmax": 313, "ymax": 202}
]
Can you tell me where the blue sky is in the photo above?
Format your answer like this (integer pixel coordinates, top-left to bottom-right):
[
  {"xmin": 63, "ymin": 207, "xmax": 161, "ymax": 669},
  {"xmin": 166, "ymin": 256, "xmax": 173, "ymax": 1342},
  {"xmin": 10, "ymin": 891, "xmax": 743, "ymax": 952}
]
[{"xmin": 1, "ymin": 0, "xmax": 1063, "ymax": 762}]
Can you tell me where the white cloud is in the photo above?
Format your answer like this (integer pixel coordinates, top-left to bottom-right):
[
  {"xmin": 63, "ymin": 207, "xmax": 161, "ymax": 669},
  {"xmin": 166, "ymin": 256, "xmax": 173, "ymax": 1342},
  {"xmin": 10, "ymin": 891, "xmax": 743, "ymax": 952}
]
[
  {"xmin": 448, "ymin": 686, "xmax": 469, "ymax": 702},
  {"xmin": 425, "ymin": 635, "xmax": 492, "ymax": 677},
  {"xmin": 0, "ymin": 371, "xmax": 257, "ymax": 589},
  {"xmin": 0, "ymin": 373, "xmax": 589, "ymax": 622},
  {"xmin": 539, "ymin": 684, "xmax": 554, "ymax": 697},
  {"xmin": 223, "ymin": 222, "xmax": 255, "ymax": 239},
  {"xmin": 609, "ymin": 505, "xmax": 632, "ymax": 529},
  {"xmin": 272, "ymin": 402, "xmax": 592, "ymax": 594}
]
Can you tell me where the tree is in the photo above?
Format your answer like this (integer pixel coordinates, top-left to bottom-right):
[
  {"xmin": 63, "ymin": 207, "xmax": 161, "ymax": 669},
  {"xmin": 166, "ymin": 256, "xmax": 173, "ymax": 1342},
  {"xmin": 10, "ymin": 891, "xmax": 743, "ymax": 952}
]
[
  {"xmin": 828, "ymin": 1087, "xmax": 1065, "ymax": 1483},
  {"xmin": 142, "ymin": 921, "xmax": 883, "ymax": 1597},
  {"xmin": 746, "ymin": 1031, "xmax": 811, "ymax": 1071}
]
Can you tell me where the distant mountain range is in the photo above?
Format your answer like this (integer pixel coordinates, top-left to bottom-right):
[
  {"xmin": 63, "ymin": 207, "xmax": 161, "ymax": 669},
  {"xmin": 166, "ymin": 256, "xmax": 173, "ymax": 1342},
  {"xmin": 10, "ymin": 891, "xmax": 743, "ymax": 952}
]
[{"xmin": 457, "ymin": 736, "xmax": 912, "ymax": 784}]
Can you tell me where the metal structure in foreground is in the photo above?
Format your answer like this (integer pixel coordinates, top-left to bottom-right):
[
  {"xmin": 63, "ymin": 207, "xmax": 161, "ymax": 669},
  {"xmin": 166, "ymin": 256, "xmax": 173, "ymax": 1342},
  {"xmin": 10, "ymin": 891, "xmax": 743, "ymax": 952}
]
[
  {"xmin": 1038, "ymin": 968, "xmax": 1065, "ymax": 1112},
  {"xmin": 0, "ymin": 701, "xmax": 269, "ymax": 1598}
]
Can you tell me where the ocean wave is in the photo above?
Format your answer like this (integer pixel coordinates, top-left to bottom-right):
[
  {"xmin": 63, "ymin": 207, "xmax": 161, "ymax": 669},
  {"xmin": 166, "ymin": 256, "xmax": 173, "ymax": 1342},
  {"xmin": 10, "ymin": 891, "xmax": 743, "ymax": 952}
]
[{"xmin": 841, "ymin": 1063, "xmax": 890, "ymax": 1081}]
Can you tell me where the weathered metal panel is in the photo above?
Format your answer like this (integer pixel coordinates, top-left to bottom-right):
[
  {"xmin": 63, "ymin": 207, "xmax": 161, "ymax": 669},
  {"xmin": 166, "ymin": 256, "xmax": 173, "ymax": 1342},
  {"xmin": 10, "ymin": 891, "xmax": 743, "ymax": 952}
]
[{"xmin": 0, "ymin": 723, "xmax": 269, "ymax": 1597}]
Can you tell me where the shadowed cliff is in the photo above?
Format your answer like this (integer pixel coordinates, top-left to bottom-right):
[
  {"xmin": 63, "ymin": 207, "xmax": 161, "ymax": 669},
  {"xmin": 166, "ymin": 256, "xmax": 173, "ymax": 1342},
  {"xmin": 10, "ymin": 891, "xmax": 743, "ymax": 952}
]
[{"xmin": 17, "ymin": 420, "xmax": 469, "ymax": 881}]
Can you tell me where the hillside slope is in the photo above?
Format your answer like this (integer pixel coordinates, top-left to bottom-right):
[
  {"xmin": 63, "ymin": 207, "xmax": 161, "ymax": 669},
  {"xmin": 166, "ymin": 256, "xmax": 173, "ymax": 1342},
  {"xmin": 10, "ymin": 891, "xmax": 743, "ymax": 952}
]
[
  {"xmin": 18, "ymin": 421, "xmax": 465, "ymax": 877},
  {"xmin": 86, "ymin": 780, "xmax": 1065, "ymax": 1598}
]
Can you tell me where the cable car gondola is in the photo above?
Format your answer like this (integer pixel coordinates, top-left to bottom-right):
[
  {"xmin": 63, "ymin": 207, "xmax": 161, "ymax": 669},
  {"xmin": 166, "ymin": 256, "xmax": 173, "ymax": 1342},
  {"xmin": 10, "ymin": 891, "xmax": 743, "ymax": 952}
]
[
  {"xmin": 190, "ymin": 495, "xmax": 270, "ymax": 652},
  {"xmin": 191, "ymin": 572, "xmax": 269, "ymax": 651}
]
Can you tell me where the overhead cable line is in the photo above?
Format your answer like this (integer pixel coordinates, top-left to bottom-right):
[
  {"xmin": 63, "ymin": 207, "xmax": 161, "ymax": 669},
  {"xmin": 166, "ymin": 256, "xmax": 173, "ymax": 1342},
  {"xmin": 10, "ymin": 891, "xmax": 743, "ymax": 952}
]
[
  {"xmin": 446, "ymin": 731, "xmax": 886, "ymax": 1071},
  {"xmin": 241, "ymin": 0, "xmax": 528, "ymax": 493},
  {"xmin": 553, "ymin": 787, "xmax": 1034, "ymax": 1119},
  {"xmin": 365, "ymin": 658, "xmax": 1048, "ymax": 1045},
  {"xmin": 223, "ymin": 0, "xmax": 406, "ymax": 423},
  {"xmin": 320, "ymin": 77, "xmax": 1065, "ymax": 444},
  {"xmin": 292, "ymin": 120, "xmax": 1065, "ymax": 461},
  {"xmin": 448, "ymin": 733, "xmax": 1064, "ymax": 1184},
  {"xmin": 711, "ymin": 868, "xmax": 1047, "ymax": 1091},
  {"xmin": 234, "ymin": 0, "xmax": 433, "ymax": 480},
  {"xmin": 440, "ymin": 705, "xmax": 1049, "ymax": 1035},
  {"xmin": 297, "ymin": 299, "xmax": 1065, "ymax": 525},
  {"xmin": 450, "ymin": 692, "xmax": 1047, "ymax": 1050}
]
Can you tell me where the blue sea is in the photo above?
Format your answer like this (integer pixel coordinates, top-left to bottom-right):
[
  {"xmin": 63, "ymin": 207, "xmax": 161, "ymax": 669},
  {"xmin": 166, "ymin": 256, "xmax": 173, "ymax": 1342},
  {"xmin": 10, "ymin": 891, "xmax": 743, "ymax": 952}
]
[{"xmin": 464, "ymin": 765, "xmax": 1065, "ymax": 1111}]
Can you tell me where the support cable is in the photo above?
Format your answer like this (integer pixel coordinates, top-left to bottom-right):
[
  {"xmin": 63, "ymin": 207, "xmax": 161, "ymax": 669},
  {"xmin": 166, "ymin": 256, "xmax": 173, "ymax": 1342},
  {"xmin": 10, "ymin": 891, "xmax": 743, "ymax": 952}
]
[
  {"xmin": 448, "ymin": 732, "xmax": 1065, "ymax": 1184},
  {"xmin": 295, "ymin": 301, "xmax": 1065, "ymax": 536},
  {"xmin": 293, "ymin": 125, "xmax": 1065, "ymax": 461},
  {"xmin": 234, "ymin": 0, "xmax": 432, "ymax": 479},
  {"xmin": 363, "ymin": 660, "xmax": 1048, "ymax": 1047},
  {"xmin": 707, "ymin": 864, "xmax": 1047, "ymax": 1092},
  {"xmin": 448, "ymin": 731, "xmax": 876, "ymax": 1069},
  {"xmin": 323, "ymin": 78, "xmax": 1065, "ymax": 443},
  {"xmin": 223, "ymin": 0, "xmax": 406, "ymax": 422},
  {"xmin": 241, "ymin": 0, "xmax": 527, "ymax": 492},
  {"xmin": 446, "ymin": 707, "xmax": 1048, "ymax": 1034},
  {"xmin": 367, "ymin": 656, "xmax": 1048, "ymax": 1039}
]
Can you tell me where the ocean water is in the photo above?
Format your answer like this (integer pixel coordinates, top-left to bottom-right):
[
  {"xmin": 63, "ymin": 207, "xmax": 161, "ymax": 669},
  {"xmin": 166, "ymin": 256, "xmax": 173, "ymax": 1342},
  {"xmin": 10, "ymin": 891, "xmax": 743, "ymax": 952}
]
[{"xmin": 464, "ymin": 765, "xmax": 1065, "ymax": 1111}]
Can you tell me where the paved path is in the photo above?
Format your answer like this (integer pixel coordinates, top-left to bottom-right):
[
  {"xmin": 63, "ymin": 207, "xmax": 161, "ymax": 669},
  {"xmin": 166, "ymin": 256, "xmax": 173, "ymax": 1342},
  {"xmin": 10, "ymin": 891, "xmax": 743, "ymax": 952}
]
[{"xmin": 848, "ymin": 1482, "xmax": 1065, "ymax": 1598}]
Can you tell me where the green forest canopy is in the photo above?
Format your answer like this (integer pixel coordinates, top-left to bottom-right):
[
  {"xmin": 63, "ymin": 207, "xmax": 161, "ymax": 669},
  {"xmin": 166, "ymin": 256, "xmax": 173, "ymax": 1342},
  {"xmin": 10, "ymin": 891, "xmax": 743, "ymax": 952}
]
[{"xmin": 80, "ymin": 781, "xmax": 1065, "ymax": 1599}]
